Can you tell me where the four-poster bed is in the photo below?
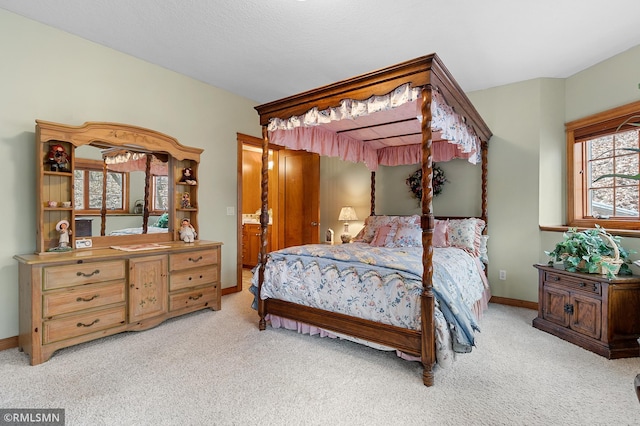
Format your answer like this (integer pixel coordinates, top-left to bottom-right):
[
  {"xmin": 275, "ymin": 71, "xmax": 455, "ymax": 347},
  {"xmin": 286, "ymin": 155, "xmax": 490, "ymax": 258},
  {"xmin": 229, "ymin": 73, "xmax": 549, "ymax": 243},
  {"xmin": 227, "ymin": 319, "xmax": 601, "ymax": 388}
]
[{"xmin": 253, "ymin": 54, "xmax": 492, "ymax": 386}]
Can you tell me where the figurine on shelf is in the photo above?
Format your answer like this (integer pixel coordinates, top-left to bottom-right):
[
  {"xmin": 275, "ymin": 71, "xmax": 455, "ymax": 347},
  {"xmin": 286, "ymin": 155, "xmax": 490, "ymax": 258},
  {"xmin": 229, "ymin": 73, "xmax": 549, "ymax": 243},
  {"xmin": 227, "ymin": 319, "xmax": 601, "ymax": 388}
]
[
  {"xmin": 181, "ymin": 192, "xmax": 191, "ymax": 209},
  {"xmin": 47, "ymin": 144, "xmax": 70, "ymax": 172},
  {"xmin": 179, "ymin": 218, "xmax": 197, "ymax": 243},
  {"xmin": 179, "ymin": 167, "xmax": 197, "ymax": 185},
  {"xmin": 57, "ymin": 220, "xmax": 72, "ymax": 248}
]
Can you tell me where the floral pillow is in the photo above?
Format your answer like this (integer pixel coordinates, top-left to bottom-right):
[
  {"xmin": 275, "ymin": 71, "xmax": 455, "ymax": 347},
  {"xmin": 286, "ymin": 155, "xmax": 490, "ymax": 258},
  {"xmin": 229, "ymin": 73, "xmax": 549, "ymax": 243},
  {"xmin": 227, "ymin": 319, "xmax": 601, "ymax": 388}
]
[
  {"xmin": 389, "ymin": 225, "xmax": 422, "ymax": 248},
  {"xmin": 448, "ymin": 218, "xmax": 486, "ymax": 256},
  {"xmin": 479, "ymin": 234, "xmax": 489, "ymax": 263}
]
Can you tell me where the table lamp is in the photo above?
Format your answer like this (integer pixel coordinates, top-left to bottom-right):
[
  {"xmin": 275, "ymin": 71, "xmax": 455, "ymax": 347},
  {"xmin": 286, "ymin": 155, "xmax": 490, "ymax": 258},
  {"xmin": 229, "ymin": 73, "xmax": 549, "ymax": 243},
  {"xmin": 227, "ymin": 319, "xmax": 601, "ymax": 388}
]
[{"xmin": 338, "ymin": 206, "xmax": 358, "ymax": 243}]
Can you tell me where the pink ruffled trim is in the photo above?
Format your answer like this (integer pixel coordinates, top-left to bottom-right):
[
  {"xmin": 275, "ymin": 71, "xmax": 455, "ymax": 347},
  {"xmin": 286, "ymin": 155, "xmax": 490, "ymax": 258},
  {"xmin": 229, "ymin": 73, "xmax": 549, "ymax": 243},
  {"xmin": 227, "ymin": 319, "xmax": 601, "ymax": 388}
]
[{"xmin": 267, "ymin": 85, "xmax": 482, "ymax": 171}]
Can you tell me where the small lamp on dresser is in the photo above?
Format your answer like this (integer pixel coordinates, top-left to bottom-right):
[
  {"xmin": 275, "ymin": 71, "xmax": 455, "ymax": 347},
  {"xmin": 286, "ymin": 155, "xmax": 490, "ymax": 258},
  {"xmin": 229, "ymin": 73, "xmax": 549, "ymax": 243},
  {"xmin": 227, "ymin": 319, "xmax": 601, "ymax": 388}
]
[{"xmin": 338, "ymin": 206, "xmax": 358, "ymax": 244}]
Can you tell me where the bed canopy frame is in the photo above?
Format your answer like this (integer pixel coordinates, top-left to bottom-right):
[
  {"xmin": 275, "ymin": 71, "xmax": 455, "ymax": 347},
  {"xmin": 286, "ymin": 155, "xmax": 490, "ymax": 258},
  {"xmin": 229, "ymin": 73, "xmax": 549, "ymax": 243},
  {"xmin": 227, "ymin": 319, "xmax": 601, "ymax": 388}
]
[{"xmin": 254, "ymin": 53, "xmax": 492, "ymax": 386}]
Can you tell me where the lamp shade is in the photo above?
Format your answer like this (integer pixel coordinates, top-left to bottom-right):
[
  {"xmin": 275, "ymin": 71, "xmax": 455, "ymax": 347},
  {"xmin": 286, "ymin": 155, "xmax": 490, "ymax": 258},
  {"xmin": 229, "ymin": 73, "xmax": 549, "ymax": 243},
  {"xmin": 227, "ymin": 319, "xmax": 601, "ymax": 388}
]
[{"xmin": 338, "ymin": 206, "xmax": 358, "ymax": 221}]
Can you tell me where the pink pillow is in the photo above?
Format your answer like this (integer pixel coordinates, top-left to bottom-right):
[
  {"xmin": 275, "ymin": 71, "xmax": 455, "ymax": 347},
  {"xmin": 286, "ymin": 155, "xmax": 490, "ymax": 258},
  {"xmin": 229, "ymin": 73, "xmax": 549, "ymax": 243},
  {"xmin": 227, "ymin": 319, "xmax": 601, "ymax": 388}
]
[
  {"xmin": 370, "ymin": 225, "xmax": 395, "ymax": 247},
  {"xmin": 433, "ymin": 219, "xmax": 449, "ymax": 247}
]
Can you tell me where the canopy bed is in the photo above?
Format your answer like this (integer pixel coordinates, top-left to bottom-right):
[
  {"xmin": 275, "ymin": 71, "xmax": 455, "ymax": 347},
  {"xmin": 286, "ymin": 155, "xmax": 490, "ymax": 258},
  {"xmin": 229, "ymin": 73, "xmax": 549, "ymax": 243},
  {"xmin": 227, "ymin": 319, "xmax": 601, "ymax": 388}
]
[{"xmin": 253, "ymin": 54, "xmax": 492, "ymax": 386}]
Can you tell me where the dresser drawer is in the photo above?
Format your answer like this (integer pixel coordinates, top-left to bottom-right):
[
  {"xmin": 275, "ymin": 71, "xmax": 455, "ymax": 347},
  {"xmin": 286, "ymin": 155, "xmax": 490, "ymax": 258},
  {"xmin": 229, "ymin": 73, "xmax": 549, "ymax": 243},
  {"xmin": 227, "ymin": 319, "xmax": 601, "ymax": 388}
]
[
  {"xmin": 42, "ymin": 305, "xmax": 126, "ymax": 344},
  {"xmin": 43, "ymin": 260, "xmax": 126, "ymax": 290},
  {"xmin": 544, "ymin": 271, "xmax": 602, "ymax": 296},
  {"xmin": 170, "ymin": 249, "xmax": 219, "ymax": 271},
  {"xmin": 170, "ymin": 267, "xmax": 218, "ymax": 292},
  {"xmin": 43, "ymin": 280, "xmax": 126, "ymax": 317},
  {"xmin": 169, "ymin": 286, "xmax": 218, "ymax": 312}
]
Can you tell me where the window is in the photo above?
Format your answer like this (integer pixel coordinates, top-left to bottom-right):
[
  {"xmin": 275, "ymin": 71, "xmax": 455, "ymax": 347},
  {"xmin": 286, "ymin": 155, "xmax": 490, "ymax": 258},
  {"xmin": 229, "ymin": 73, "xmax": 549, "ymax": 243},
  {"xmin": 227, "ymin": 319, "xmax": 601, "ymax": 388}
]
[
  {"xmin": 151, "ymin": 175, "xmax": 169, "ymax": 213},
  {"xmin": 74, "ymin": 159, "xmax": 128, "ymax": 214},
  {"xmin": 566, "ymin": 100, "xmax": 640, "ymax": 230}
]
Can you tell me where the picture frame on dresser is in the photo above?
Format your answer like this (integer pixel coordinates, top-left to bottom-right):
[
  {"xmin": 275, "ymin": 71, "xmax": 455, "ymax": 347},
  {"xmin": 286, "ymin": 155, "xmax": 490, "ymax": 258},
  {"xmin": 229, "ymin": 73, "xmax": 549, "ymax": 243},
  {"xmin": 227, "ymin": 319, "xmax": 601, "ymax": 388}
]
[{"xmin": 14, "ymin": 120, "xmax": 222, "ymax": 365}]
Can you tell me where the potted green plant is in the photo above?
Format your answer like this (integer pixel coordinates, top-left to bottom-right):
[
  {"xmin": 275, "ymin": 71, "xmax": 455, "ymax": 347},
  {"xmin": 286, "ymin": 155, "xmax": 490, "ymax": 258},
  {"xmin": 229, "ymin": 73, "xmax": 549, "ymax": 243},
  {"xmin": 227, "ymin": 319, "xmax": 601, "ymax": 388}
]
[{"xmin": 545, "ymin": 225, "xmax": 632, "ymax": 278}]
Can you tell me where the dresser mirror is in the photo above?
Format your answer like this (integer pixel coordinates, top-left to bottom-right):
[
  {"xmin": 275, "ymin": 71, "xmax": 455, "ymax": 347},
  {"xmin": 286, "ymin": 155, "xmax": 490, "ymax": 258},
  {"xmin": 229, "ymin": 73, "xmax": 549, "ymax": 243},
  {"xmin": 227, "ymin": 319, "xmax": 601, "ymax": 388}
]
[{"xmin": 74, "ymin": 144, "xmax": 170, "ymax": 238}]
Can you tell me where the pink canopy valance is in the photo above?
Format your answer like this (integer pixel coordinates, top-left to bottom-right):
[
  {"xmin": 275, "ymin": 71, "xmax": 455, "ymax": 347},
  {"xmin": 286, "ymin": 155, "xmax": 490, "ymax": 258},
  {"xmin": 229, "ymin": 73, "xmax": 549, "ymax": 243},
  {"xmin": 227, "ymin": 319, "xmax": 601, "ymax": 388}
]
[
  {"xmin": 103, "ymin": 150, "xmax": 168, "ymax": 175},
  {"xmin": 267, "ymin": 85, "xmax": 481, "ymax": 171}
]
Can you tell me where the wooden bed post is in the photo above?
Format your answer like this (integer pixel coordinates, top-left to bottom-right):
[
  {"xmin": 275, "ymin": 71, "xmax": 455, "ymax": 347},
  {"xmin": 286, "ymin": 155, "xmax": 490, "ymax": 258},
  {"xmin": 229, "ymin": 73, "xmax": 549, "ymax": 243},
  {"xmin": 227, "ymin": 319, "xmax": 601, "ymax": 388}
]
[
  {"xmin": 420, "ymin": 86, "xmax": 436, "ymax": 387},
  {"xmin": 481, "ymin": 140, "xmax": 489, "ymax": 232},
  {"xmin": 141, "ymin": 154, "xmax": 151, "ymax": 234},
  {"xmin": 100, "ymin": 160, "xmax": 107, "ymax": 236},
  {"xmin": 258, "ymin": 125, "xmax": 269, "ymax": 331},
  {"xmin": 370, "ymin": 171, "xmax": 376, "ymax": 216}
]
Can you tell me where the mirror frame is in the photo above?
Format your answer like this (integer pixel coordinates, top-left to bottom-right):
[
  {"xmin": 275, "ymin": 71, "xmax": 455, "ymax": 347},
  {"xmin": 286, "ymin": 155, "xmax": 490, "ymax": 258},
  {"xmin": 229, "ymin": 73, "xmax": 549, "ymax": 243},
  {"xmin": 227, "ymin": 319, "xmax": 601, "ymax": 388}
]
[{"xmin": 37, "ymin": 120, "xmax": 202, "ymax": 250}]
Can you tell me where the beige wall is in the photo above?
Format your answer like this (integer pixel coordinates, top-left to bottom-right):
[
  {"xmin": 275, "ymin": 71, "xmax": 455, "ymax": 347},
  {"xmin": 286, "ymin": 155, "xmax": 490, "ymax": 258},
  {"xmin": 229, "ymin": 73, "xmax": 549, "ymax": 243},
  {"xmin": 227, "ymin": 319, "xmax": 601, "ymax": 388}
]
[{"xmin": 0, "ymin": 10, "xmax": 262, "ymax": 340}]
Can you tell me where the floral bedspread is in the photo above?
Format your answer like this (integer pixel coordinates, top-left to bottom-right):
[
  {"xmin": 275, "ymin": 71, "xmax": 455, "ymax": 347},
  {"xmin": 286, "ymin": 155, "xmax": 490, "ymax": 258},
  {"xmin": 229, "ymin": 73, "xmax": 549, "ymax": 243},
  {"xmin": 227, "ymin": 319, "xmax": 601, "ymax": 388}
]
[{"xmin": 255, "ymin": 243, "xmax": 485, "ymax": 354}]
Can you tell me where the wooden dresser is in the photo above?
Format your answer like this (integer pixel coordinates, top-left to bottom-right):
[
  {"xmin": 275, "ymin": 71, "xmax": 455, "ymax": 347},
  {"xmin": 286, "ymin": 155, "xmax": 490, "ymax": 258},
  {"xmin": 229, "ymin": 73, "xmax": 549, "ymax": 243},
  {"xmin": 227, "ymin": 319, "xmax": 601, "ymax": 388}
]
[
  {"xmin": 15, "ymin": 241, "xmax": 221, "ymax": 365},
  {"xmin": 533, "ymin": 264, "xmax": 640, "ymax": 358}
]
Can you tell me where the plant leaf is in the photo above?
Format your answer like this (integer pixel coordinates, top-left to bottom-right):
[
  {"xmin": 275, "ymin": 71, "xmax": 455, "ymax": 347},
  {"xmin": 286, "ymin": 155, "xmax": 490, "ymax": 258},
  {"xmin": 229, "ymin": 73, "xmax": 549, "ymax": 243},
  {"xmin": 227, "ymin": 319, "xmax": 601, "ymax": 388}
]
[{"xmin": 593, "ymin": 173, "xmax": 640, "ymax": 182}]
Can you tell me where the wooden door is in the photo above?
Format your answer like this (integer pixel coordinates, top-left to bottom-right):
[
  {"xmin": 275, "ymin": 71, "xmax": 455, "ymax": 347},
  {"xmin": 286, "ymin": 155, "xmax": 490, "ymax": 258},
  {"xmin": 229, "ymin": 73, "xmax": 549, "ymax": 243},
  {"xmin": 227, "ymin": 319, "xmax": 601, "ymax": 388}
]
[
  {"xmin": 129, "ymin": 254, "xmax": 168, "ymax": 322},
  {"xmin": 278, "ymin": 150, "xmax": 320, "ymax": 248}
]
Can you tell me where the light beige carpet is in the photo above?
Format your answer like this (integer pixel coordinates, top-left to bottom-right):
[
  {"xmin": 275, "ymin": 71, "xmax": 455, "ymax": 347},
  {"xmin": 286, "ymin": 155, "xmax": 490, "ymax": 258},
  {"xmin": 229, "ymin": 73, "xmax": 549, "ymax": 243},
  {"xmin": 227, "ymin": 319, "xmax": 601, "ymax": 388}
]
[{"xmin": 0, "ymin": 279, "xmax": 638, "ymax": 425}]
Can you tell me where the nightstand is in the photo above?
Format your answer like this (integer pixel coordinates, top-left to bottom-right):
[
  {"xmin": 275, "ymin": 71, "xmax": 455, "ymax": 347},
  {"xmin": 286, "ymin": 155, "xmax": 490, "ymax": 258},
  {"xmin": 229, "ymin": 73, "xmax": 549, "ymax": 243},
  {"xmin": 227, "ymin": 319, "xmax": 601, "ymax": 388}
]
[{"xmin": 533, "ymin": 264, "xmax": 640, "ymax": 359}]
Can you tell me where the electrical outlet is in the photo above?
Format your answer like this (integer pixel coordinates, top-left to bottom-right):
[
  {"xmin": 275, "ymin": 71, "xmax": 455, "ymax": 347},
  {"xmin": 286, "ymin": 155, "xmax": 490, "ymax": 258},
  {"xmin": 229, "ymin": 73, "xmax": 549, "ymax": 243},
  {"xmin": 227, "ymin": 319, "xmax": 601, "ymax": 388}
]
[
  {"xmin": 226, "ymin": 207, "xmax": 234, "ymax": 216},
  {"xmin": 499, "ymin": 270, "xmax": 506, "ymax": 280}
]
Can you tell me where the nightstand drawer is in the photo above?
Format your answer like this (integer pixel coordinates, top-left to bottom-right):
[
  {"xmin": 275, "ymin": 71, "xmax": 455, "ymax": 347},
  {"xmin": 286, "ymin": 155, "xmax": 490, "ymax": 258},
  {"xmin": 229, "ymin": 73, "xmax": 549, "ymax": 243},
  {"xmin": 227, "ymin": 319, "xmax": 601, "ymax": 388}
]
[
  {"xmin": 169, "ymin": 286, "xmax": 218, "ymax": 311},
  {"xmin": 544, "ymin": 271, "xmax": 601, "ymax": 296},
  {"xmin": 170, "ymin": 249, "xmax": 218, "ymax": 271},
  {"xmin": 170, "ymin": 267, "xmax": 218, "ymax": 291},
  {"xmin": 43, "ymin": 280, "xmax": 126, "ymax": 317},
  {"xmin": 43, "ymin": 260, "xmax": 126, "ymax": 290},
  {"xmin": 42, "ymin": 305, "xmax": 126, "ymax": 344}
]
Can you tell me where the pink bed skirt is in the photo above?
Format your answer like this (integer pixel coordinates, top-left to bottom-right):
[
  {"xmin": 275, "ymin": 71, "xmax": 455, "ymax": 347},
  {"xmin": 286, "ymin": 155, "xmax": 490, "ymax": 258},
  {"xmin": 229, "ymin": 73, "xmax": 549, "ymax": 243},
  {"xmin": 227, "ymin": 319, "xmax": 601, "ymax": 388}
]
[{"xmin": 266, "ymin": 285, "xmax": 492, "ymax": 363}]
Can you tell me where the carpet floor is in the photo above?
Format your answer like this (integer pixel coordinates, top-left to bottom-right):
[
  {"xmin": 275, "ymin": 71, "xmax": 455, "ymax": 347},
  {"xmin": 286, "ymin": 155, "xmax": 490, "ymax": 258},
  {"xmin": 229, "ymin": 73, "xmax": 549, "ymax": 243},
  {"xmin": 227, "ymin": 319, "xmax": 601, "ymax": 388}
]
[{"xmin": 1, "ymin": 275, "xmax": 638, "ymax": 425}]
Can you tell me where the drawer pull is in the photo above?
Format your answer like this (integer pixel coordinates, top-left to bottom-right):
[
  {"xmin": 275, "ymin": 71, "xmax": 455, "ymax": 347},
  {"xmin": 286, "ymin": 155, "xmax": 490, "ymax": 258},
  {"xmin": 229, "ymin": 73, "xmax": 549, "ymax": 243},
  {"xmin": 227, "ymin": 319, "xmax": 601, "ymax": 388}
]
[
  {"xmin": 76, "ymin": 295, "xmax": 99, "ymax": 302},
  {"xmin": 551, "ymin": 276, "xmax": 559, "ymax": 281},
  {"xmin": 77, "ymin": 319, "xmax": 100, "ymax": 328},
  {"xmin": 188, "ymin": 256, "xmax": 203, "ymax": 263},
  {"xmin": 188, "ymin": 293, "xmax": 203, "ymax": 301},
  {"xmin": 77, "ymin": 269, "xmax": 100, "ymax": 278},
  {"xmin": 579, "ymin": 282, "xmax": 586, "ymax": 287}
]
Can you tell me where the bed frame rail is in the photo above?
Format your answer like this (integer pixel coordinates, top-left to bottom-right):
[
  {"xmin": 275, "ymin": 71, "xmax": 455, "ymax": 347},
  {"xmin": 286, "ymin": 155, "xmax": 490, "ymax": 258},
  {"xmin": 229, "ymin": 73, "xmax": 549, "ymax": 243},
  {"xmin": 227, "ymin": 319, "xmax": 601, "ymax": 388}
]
[{"xmin": 265, "ymin": 299, "xmax": 423, "ymax": 357}]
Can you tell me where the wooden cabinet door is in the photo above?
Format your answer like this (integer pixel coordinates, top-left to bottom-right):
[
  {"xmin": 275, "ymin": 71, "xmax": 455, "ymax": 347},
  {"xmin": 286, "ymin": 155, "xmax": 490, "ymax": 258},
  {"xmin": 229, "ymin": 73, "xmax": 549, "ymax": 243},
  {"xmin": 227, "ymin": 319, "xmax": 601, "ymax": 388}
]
[
  {"xmin": 542, "ymin": 285, "xmax": 570, "ymax": 327},
  {"xmin": 129, "ymin": 255, "xmax": 168, "ymax": 322},
  {"xmin": 570, "ymin": 293, "xmax": 601, "ymax": 339},
  {"xmin": 242, "ymin": 224, "xmax": 272, "ymax": 268}
]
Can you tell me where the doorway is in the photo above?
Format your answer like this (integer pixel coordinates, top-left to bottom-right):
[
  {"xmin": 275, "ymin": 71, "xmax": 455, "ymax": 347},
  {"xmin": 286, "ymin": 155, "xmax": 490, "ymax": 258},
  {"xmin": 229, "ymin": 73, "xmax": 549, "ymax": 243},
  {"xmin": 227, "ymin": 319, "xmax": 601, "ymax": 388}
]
[{"xmin": 233, "ymin": 133, "xmax": 320, "ymax": 294}]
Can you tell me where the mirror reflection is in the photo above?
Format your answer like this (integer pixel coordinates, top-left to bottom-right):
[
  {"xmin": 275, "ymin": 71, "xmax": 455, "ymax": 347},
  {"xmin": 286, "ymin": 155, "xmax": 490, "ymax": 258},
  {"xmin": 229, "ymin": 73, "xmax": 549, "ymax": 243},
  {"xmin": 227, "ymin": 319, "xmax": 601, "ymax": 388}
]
[{"xmin": 74, "ymin": 144, "xmax": 169, "ymax": 237}]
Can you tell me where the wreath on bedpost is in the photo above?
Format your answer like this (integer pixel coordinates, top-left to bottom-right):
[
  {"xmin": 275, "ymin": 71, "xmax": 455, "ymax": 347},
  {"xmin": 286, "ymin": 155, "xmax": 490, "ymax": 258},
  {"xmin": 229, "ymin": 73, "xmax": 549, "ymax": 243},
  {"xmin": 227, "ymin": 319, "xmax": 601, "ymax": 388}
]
[{"xmin": 406, "ymin": 165, "xmax": 447, "ymax": 203}]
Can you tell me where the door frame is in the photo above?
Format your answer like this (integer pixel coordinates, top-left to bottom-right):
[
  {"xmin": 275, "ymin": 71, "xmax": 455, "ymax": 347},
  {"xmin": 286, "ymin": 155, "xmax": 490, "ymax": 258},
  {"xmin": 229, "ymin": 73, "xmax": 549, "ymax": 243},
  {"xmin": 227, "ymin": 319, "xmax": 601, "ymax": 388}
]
[{"xmin": 229, "ymin": 133, "xmax": 279, "ymax": 295}]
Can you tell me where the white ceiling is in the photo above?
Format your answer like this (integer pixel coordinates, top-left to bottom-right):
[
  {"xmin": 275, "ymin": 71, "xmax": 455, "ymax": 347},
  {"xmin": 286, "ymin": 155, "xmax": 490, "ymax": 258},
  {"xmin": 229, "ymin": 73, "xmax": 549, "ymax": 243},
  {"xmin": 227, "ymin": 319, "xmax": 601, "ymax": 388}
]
[{"xmin": 2, "ymin": 0, "xmax": 640, "ymax": 105}]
